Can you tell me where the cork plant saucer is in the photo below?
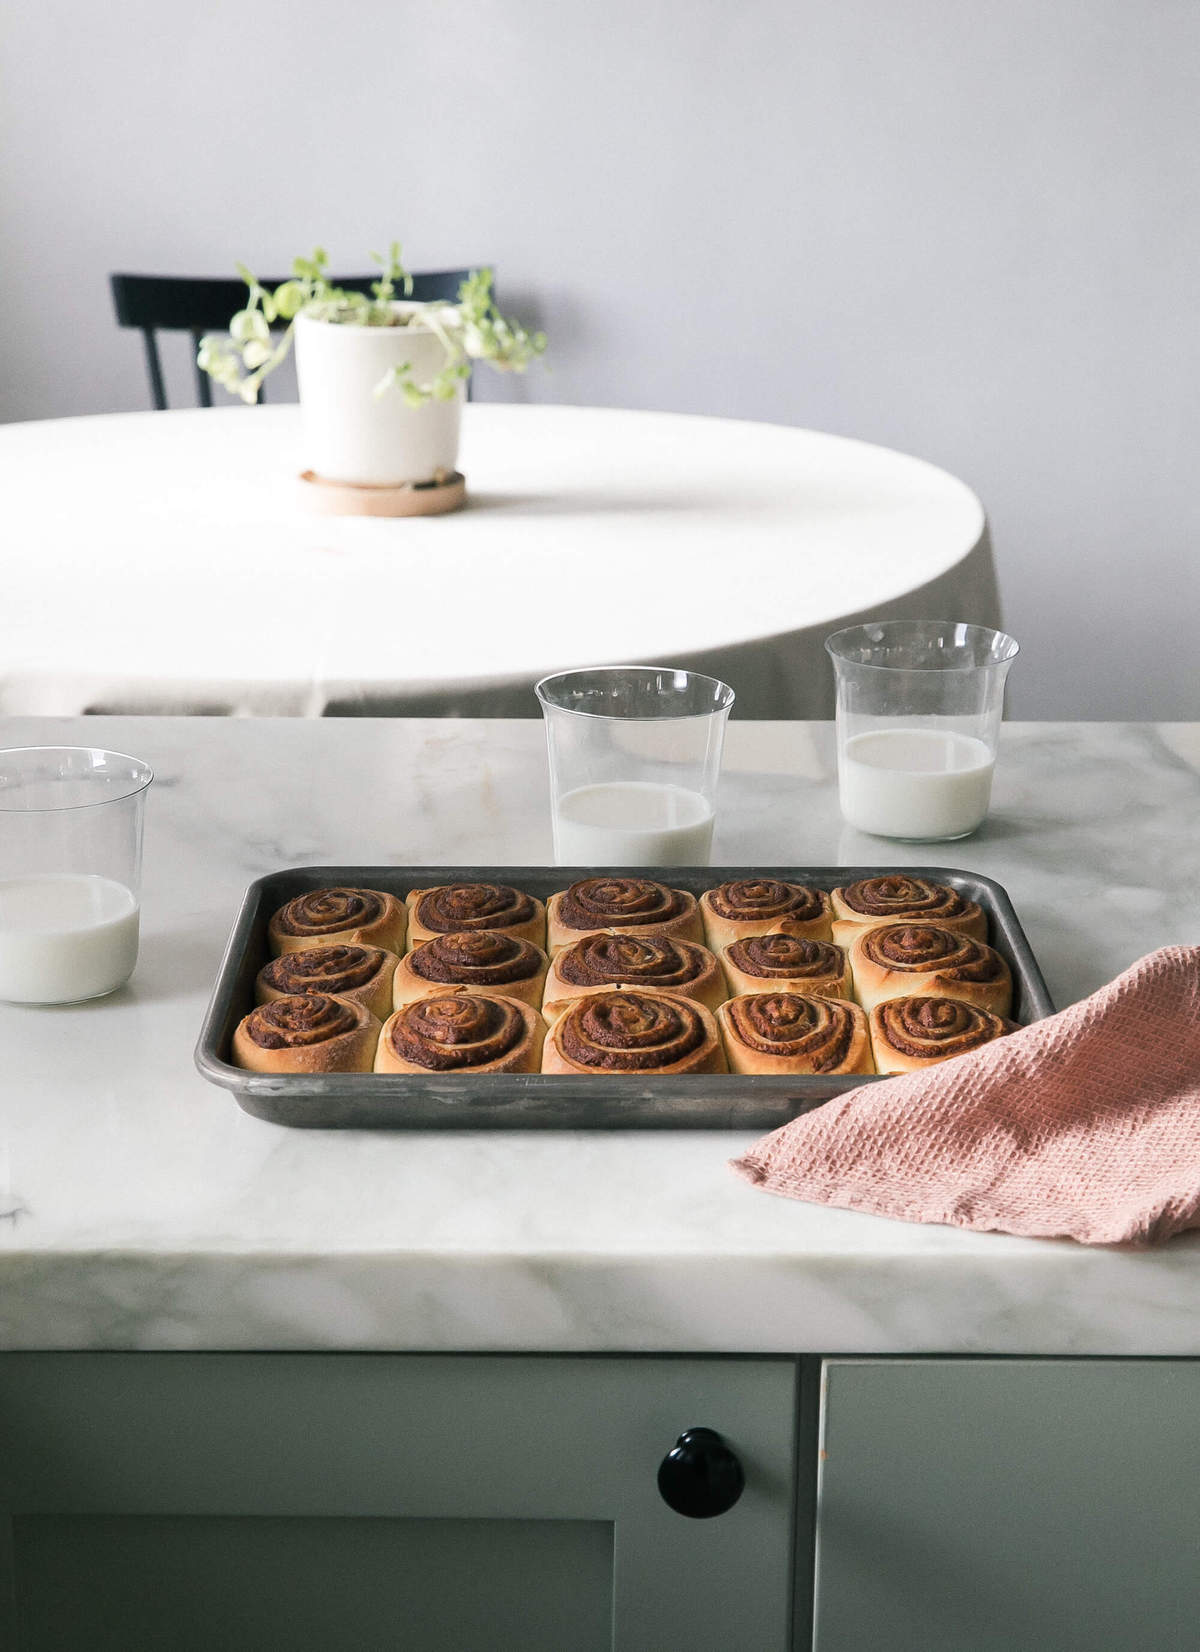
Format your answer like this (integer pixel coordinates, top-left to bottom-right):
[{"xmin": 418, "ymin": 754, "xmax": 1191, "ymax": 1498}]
[{"xmin": 298, "ymin": 469, "xmax": 466, "ymax": 518}]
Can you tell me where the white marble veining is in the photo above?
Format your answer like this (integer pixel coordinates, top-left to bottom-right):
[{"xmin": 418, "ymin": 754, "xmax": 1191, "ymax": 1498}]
[{"xmin": 1, "ymin": 716, "xmax": 1198, "ymax": 1354}]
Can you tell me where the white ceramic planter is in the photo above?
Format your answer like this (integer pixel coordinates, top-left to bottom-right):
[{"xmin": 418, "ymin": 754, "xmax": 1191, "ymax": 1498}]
[{"xmin": 293, "ymin": 305, "xmax": 464, "ymax": 487}]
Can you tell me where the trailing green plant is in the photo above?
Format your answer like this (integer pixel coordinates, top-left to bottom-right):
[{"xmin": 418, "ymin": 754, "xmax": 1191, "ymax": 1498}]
[{"xmin": 197, "ymin": 243, "xmax": 546, "ymax": 406}]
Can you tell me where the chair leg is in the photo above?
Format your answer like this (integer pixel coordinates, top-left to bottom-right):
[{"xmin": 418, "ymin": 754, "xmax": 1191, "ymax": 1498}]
[
  {"xmin": 191, "ymin": 331, "xmax": 213, "ymax": 408},
  {"xmin": 143, "ymin": 331, "xmax": 167, "ymax": 411}
]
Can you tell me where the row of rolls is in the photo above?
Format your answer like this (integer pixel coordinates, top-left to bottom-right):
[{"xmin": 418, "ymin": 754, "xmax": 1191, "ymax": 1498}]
[{"xmin": 233, "ymin": 874, "xmax": 1019, "ymax": 1078}]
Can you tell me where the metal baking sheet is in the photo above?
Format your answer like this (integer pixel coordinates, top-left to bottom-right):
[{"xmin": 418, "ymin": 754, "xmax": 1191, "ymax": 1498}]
[{"xmin": 195, "ymin": 865, "xmax": 1054, "ymax": 1130}]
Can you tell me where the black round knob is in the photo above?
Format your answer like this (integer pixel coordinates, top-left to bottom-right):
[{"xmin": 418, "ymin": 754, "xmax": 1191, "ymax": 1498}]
[{"xmin": 657, "ymin": 1426, "xmax": 745, "ymax": 1518}]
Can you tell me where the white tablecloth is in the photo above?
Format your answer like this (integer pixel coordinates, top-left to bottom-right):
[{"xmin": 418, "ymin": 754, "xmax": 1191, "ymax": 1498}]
[{"xmin": 1, "ymin": 404, "xmax": 998, "ymax": 717}]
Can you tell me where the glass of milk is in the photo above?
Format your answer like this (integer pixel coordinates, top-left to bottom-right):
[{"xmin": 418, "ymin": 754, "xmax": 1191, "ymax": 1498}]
[
  {"xmin": 825, "ymin": 622, "xmax": 1018, "ymax": 840},
  {"xmin": 535, "ymin": 666, "xmax": 735, "ymax": 865},
  {"xmin": 0, "ymin": 747, "xmax": 153, "ymax": 1003}
]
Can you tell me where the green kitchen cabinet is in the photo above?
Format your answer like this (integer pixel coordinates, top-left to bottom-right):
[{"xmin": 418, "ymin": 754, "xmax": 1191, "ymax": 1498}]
[
  {"xmin": 9, "ymin": 1349, "xmax": 1198, "ymax": 1651},
  {"xmin": 0, "ymin": 1353, "xmax": 798, "ymax": 1652},
  {"xmin": 812, "ymin": 1358, "xmax": 1200, "ymax": 1652}
]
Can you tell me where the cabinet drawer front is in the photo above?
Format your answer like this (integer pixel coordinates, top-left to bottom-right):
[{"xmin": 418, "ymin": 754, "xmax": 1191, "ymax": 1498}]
[
  {"xmin": 0, "ymin": 1352, "xmax": 797, "ymax": 1652},
  {"xmin": 814, "ymin": 1358, "xmax": 1200, "ymax": 1652}
]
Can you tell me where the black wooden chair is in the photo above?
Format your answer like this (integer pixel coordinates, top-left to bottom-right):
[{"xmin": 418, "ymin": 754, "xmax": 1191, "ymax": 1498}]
[{"xmin": 110, "ymin": 269, "xmax": 476, "ymax": 410}]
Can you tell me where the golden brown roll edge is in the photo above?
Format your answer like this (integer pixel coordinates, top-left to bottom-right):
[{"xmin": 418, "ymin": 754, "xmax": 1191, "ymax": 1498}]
[
  {"xmin": 405, "ymin": 884, "xmax": 546, "ymax": 951},
  {"xmin": 268, "ymin": 888, "xmax": 407, "ymax": 958},
  {"xmin": 546, "ymin": 879, "xmax": 703, "ymax": 955},
  {"xmin": 716, "ymin": 993, "xmax": 873, "ymax": 1076},
  {"xmin": 393, "ymin": 931, "xmax": 549, "ymax": 1010},
  {"xmin": 830, "ymin": 875, "xmax": 986, "ymax": 945},
  {"xmin": 233, "ymin": 993, "xmax": 380, "ymax": 1074},
  {"xmin": 256, "ymin": 945, "xmax": 398, "ymax": 1022},
  {"xmin": 376, "ymin": 990, "xmax": 546, "ymax": 1074},
  {"xmin": 849, "ymin": 924, "xmax": 1012, "ymax": 1016},
  {"xmin": 542, "ymin": 990, "xmax": 725, "ymax": 1074},
  {"xmin": 720, "ymin": 933, "xmax": 852, "ymax": 1003},
  {"xmin": 868, "ymin": 995, "xmax": 1015, "ymax": 1073},
  {"xmin": 544, "ymin": 931, "xmax": 725, "ymax": 1015},
  {"xmin": 700, "ymin": 880, "xmax": 832, "ymax": 950}
]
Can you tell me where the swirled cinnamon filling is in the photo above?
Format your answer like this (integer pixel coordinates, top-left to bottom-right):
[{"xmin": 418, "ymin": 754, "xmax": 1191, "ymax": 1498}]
[
  {"xmin": 556, "ymin": 878, "xmax": 689, "ymax": 933},
  {"xmin": 273, "ymin": 888, "xmax": 389, "ymax": 936},
  {"xmin": 862, "ymin": 924, "xmax": 1002, "ymax": 982},
  {"xmin": 876, "ymin": 995, "xmax": 1007, "ymax": 1057},
  {"xmin": 410, "ymin": 931, "xmax": 542, "ymax": 985},
  {"xmin": 387, "ymin": 992, "xmax": 524, "ymax": 1070},
  {"xmin": 556, "ymin": 933, "xmax": 707, "ymax": 989},
  {"xmin": 726, "ymin": 993, "xmax": 854, "ymax": 1070},
  {"xmin": 261, "ymin": 945, "xmax": 386, "ymax": 996},
  {"xmin": 726, "ymin": 934, "xmax": 844, "ymax": 980},
  {"xmin": 414, "ymin": 884, "xmax": 535, "ymax": 934},
  {"xmin": 245, "ymin": 994, "xmax": 357, "ymax": 1049},
  {"xmin": 840, "ymin": 876, "xmax": 970, "ymax": 922},
  {"xmin": 707, "ymin": 879, "xmax": 826, "ymax": 924},
  {"xmin": 558, "ymin": 991, "xmax": 706, "ymax": 1071}
]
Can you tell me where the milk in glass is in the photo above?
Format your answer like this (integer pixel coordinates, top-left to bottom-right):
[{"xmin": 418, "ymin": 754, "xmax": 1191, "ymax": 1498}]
[
  {"xmin": 839, "ymin": 728, "xmax": 994, "ymax": 840},
  {"xmin": 553, "ymin": 781, "xmax": 714, "ymax": 865},
  {"xmin": 0, "ymin": 873, "xmax": 140, "ymax": 1002}
]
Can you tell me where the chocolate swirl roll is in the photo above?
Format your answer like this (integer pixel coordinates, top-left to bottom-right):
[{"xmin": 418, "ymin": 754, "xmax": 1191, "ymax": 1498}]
[
  {"xmin": 701, "ymin": 879, "xmax": 832, "ymax": 949},
  {"xmin": 232, "ymin": 993, "xmax": 380, "ymax": 1074},
  {"xmin": 406, "ymin": 884, "xmax": 545, "ymax": 950},
  {"xmin": 268, "ymin": 887, "xmax": 407, "ymax": 958},
  {"xmin": 717, "ymin": 992, "xmax": 873, "ymax": 1075},
  {"xmin": 849, "ymin": 923, "xmax": 1012, "ymax": 1016},
  {"xmin": 256, "ymin": 944, "xmax": 398, "ymax": 1021},
  {"xmin": 543, "ymin": 933, "xmax": 725, "ymax": 1017},
  {"xmin": 869, "ymin": 995, "xmax": 1014, "ymax": 1074},
  {"xmin": 393, "ymin": 931, "xmax": 549, "ymax": 1010},
  {"xmin": 542, "ymin": 990, "xmax": 725, "ymax": 1075},
  {"xmin": 830, "ymin": 876, "xmax": 985, "ymax": 945},
  {"xmin": 547, "ymin": 878, "xmax": 702, "ymax": 954},
  {"xmin": 722, "ymin": 934, "xmax": 852, "ymax": 1002},
  {"xmin": 376, "ymin": 990, "xmax": 545, "ymax": 1074}
]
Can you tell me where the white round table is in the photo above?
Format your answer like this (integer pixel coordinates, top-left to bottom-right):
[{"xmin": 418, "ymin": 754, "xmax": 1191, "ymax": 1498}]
[{"xmin": 2, "ymin": 404, "xmax": 997, "ymax": 718}]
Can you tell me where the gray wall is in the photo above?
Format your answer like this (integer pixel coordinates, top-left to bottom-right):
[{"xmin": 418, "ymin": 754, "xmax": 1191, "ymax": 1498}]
[{"xmin": 3, "ymin": 0, "xmax": 1197, "ymax": 718}]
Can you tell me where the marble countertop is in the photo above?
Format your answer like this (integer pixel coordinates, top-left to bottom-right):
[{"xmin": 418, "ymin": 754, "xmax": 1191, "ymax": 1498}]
[{"xmin": 2, "ymin": 716, "xmax": 1198, "ymax": 1356}]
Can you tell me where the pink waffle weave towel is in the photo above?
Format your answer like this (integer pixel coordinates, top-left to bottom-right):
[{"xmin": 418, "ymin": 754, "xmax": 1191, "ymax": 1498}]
[{"xmin": 730, "ymin": 947, "xmax": 1200, "ymax": 1246}]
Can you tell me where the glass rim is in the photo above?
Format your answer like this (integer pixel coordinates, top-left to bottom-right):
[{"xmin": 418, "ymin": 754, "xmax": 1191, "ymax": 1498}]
[
  {"xmin": 534, "ymin": 664, "xmax": 736, "ymax": 722},
  {"xmin": 0, "ymin": 746, "xmax": 155, "ymax": 813},
  {"xmin": 824, "ymin": 620, "xmax": 1019, "ymax": 673}
]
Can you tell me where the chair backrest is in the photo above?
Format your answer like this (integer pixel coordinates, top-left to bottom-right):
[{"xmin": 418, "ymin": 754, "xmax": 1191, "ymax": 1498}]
[{"xmin": 110, "ymin": 269, "xmax": 477, "ymax": 410}]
